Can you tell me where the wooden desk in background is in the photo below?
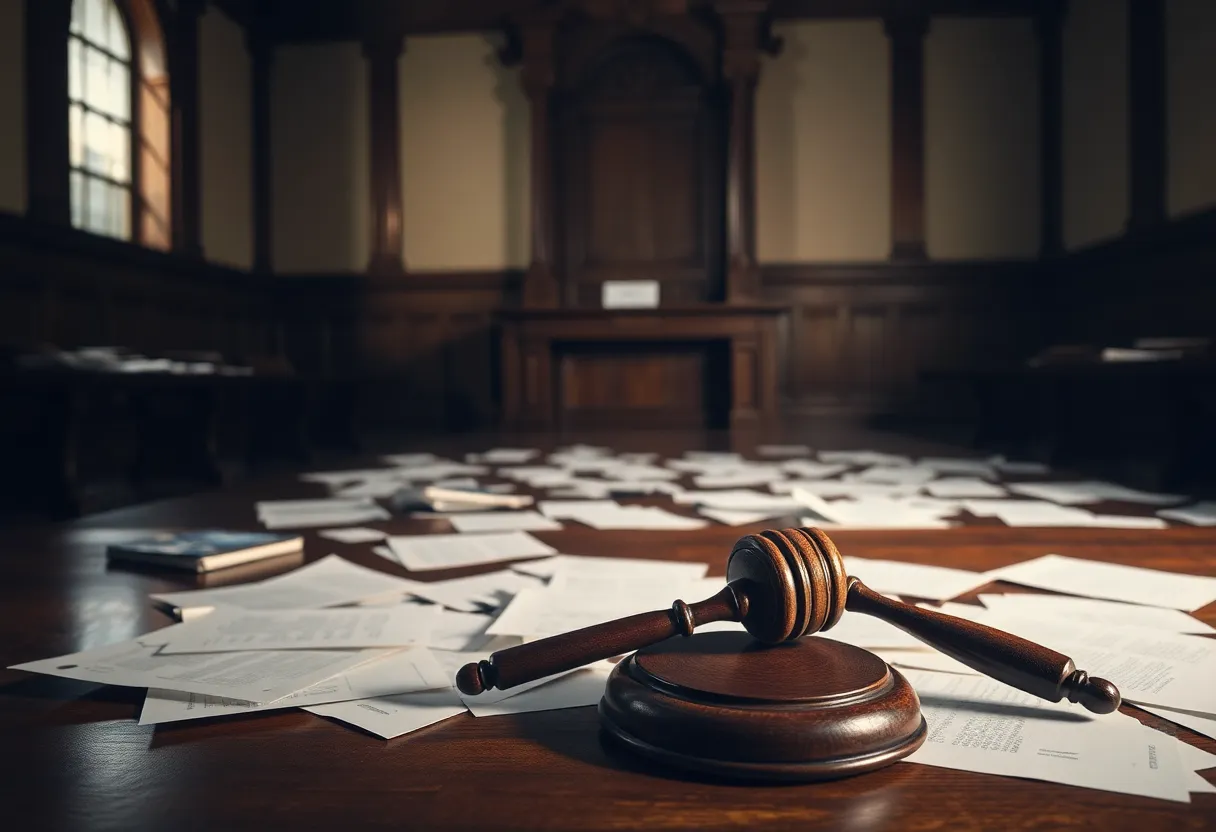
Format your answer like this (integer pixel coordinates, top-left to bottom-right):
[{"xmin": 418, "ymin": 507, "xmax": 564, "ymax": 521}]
[
  {"xmin": 500, "ymin": 306, "xmax": 785, "ymax": 432},
  {"xmin": 1, "ymin": 438, "xmax": 1214, "ymax": 831}
]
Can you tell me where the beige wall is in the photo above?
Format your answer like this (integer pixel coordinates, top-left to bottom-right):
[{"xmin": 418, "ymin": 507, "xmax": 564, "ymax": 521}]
[
  {"xmin": 925, "ymin": 18, "xmax": 1039, "ymax": 259},
  {"xmin": 1063, "ymin": 0, "xmax": 1129, "ymax": 250},
  {"xmin": 399, "ymin": 34, "xmax": 530, "ymax": 271},
  {"xmin": 271, "ymin": 43, "xmax": 369, "ymax": 273},
  {"xmin": 755, "ymin": 21, "xmax": 890, "ymax": 263},
  {"xmin": 1167, "ymin": 0, "xmax": 1216, "ymax": 217},
  {"xmin": 199, "ymin": 8, "xmax": 253, "ymax": 269},
  {"xmin": 0, "ymin": 0, "xmax": 26, "ymax": 215}
]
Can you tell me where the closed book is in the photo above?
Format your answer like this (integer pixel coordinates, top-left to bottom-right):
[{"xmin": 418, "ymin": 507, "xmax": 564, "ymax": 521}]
[{"xmin": 106, "ymin": 531, "xmax": 304, "ymax": 573}]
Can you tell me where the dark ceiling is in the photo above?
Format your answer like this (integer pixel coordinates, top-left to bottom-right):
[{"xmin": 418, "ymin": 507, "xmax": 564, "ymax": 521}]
[{"xmin": 211, "ymin": 0, "xmax": 1057, "ymax": 42}]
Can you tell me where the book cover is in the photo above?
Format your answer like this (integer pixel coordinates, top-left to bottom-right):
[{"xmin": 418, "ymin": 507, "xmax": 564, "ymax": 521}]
[{"xmin": 106, "ymin": 531, "xmax": 304, "ymax": 573}]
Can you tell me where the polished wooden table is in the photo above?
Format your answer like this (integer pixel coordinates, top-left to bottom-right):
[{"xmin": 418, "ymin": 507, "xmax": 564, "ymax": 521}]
[{"xmin": 2, "ymin": 439, "xmax": 1215, "ymax": 831}]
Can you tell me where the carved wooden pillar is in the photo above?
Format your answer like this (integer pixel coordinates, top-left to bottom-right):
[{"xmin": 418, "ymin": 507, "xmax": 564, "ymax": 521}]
[
  {"xmin": 718, "ymin": 3, "xmax": 765, "ymax": 303},
  {"xmin": 25, "ymin": 0, "xmax": 72, "ymax": 225},
  {"xmin": 1127, "ymin": 0, "xmax": 1166, "ymax": 231},
  {"xmin": 1035, "ymin": 5, "xmax": 1065, "ymax": 257},
  {"xmin": 248, "ymin": 25, "xmax": 273, "ymax": 274},
  {"xmin": 364, "ymin": 33, "xmax": 406, "ymax": 275},
  {"xmin": 884, "ymin": 15, "xmax": 928, "ymax": 261},
  {"xmin": 519, "ymin": 23, "xmax": 560, "ymax": 308},
  {"xmin": 171, "ymin": 0, "xmax": 204, "ymax": 257}
]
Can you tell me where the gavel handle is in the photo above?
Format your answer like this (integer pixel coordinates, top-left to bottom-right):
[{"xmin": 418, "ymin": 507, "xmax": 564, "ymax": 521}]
[
  {"xmin": 455, "ymin": 585, "xmax": 746, "ymax": 695},
  {"xmin": 844, "ymin": 579, "xmax": 1121, "ymax": 714}
]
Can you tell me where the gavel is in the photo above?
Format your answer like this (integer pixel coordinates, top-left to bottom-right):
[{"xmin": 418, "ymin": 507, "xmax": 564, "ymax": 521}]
[{"xmin": 456, "ymin": 527, "xmax": 1121, "ymax": 714}]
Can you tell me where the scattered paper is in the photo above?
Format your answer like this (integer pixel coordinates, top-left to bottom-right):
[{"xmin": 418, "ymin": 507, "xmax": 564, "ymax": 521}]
[
  {"xmin": 1159, "ymin": 502, "xmax": 1216, "ymax": 526},
  {"xmin": 403, "ymin": 569, "xmax": 544, "ymax": 613},
  {"xmin": 387, "ymin": 532, "xmax": 557, "ymax": 572},
  {"xmin": 465, "ymin": 448, "xmax": 539, "ymax": 465},
  {"xmin": 985, "ymin": 554, "xmax": 1216, "ymax": 611},
  {"xmin": 8, "ymin": 639, "xmax": 387, "ymax": 704},
  {"xmin": 698, "ymin": 507, "xmax": 788, "ymax": 526},
  {"xmin": 318, "ymin": 527, "xmax": 388, "ymax": 544},
  {"xmin": 961, "ymin": 499, "xmax": 1106, "ymax": 527},
  {"xmin": 853, "ymin": 465, "xmax": 938, "ymax": 486},
  {"xmin": 462, "ymin": 666, "xmax": 611, "ymax": 717},
  {"xmin": 778, "ymin": 460, "xmax": 850, "ymax": 480},
  {"xmin": 1008, "ymin": 481, "xmax": 1187, "ymax": 506},
  {"xmin": 305, "ymin": 688, "xmax": 467, "ymax": 740},
  {"xmin": 918, "ymin": 457, "xmax": 999, "ymax": 478},
  {"xmin": 976, "ymin": 594, "xmax": 1216, "ymax": 636},
  {"xmin": 923, "ymin": 478, "xmax": 1007, "ymax": 499},
  {"xmin": 819, "ymin": 450, "xmax": 912, "ymax": 467},
  {"xmin": 1136, "ymin": 705, "xmax": 1216, "ymax": 742},
  {"xmin": 425, "ymin": 610, "xmax": 497, "ymax": 652},
  {"xmin": 155, "ymin": 605, "xmax": 438, "ymax": 654},
  {"xmin": 904, "ymin": 671, "xmax": 1191, "ymax": 803},
  {"xmin": 756, "ymin": 444, "xmax": 811, "ymax": 457},
  {"xmin": 844, "ymin": 557, "xmax": 991, "ymax": 602},
  {"xmin": 447, "ymin": 511, "xmax": 563, "ymax": 534},
  {"xmin": 150, "ymin": 555, "xmax": 417, "ymax": 616},
  {"xmin": 692, "ymin": 469, "xmax": 787, "ymax": 489},
  {"xmin": 138, "ymin": 647, "xmax": 450, "ymax": 725}
]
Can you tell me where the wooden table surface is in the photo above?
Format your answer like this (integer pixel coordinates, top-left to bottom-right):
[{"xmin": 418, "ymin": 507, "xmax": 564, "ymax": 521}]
[{"xmin": 2, "ymin": 435, "xmax": 1215, "ymax": 831}]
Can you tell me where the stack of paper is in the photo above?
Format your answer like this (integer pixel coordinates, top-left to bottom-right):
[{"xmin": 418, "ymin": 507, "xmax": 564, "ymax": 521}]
[{"xmin": 256, "ymin": 498, "xmax": 390, "ymax": 529}]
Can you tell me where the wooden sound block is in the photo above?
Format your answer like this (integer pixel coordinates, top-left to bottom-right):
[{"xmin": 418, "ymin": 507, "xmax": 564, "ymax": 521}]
[{"xmin": 598, "ymin": 630, "xmax": 927, "ymax": 782}]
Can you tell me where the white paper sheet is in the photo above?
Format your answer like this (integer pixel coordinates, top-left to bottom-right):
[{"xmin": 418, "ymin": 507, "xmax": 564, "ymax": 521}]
[
  {"xmin": 332, "ymin": 479, "xmax": 408, "ymax": 500},
  {"xmin": 465, "ymin": 448, "xmax": 539, "ymax": 464},
  {"xmin": 984, "ymin": 553, "xmax": 1216, "ymax": 611},
  {"xmin": 599, "ymin": 463, "xmax": 682, "ymax": 482},
  {"xmin": 540, "ymin": 502, "xmax": 707, "ymax": 530},
  {"xmin": 903, "ymin": 671, "xmax": 1191, "ymax": 803},
  {"xmin": 387, "ymin": 531, "xmax": 558, "ymax": 572},
  {"xmin": 777, "ymin": 460, "xmax": 850, "ymax": 480},
  {"xmin": 976, "ymin": 594, "xmax": 1216, "ymax": 635},
  {"xmin": 424, "ymin": 610, "xmax": 497, "ymax": 652},
  {"xmin": 462, "ymin": 666, "xmax": 611, "ymax": 717},
  {"xmin": 698, "ymin": 507, "xmax": 788, "ymax": 526},
  {"xmin": 1136, "ymin": 705, "xmax": 1216, "ymax": 742},
  {"xmin": 509, "ymin": 554, "xmax": 708, "ymax": 584},
  {"xmin": 446, "ymin": 511, "xmax": 563, "ymax": 534},
  {"xmin": 318, "ymin": 527, "xmax": 388, "ymax": 544},
  {"xmin": 487, "ymin": 584, "xmax": 684, "ymax": 638},
  {"xmin": 1158, "ymin": 502, "xmax": 1216, "ymax": 526},
  {"xmin": 853, "ymin": 465, "xmax": 938, "ymax": 486},
  {"xmin": 138, "ymin": 647, "xmax": 450, "ymax": 725},
  {"xmin": 818, "ymin": 614, "xmax": 928, "ymax": 650},
  {"xmin": 305, "ymin": 688, "xmax": 468, "ymax": 739},
  {"xmin": 155, "ymin": 605, "xmax": 438, "ymax": 654},
  {"xmin": 9, "ymin": 638, "xmax": 388, "ymax": 703},
  {"xmin": 1008, "ymin": 481, "xmax": 1187, "ymax": 506},
  {"xmin": 923, "ymin": 477, "xmax": 1007, "ymax": 499},
  {"xmin": 792, "ymin": 490, "xmax": 956, "ymax": 530},
  {"xmin": 917, "ymin": 457, "xmax": 999, "ymax": 478},
  {"xmin": 692, "ymin": 469, "xmax": 788, "ymax": 489},
  {"xmin": 151, "ymin": 555, "xmax": 418, "ymax": 616},
  {"xmin": 994, "ymin": 459, "xmax": 1051, "ymax": 476},
  {"xmin": 260, "ymin": 506, "xmax": 391, "ymax": 529},
  {"xmin": 953, "ymin": 614, "xmax": 1216, "ymax": 716},
  {"xmin": 403, "ymin": 569, "xmax": 544, "ymax": 613},
  {"xmin": 257, "ymin": 498, "xmax": 379, "ymax": 514},
  {"xmin": 791, "ymin": 480, "xmax": 923, "ymax": 499},
  {"xmin": 674, "ymin": 489, "xmax": 804, "ymax": 514},
  {"xmin": 844, "ymin": 557, "xmax": 991, "ymax": 602},
  {"xmin": 382, "ymin": 453, "xmax": 443, "ymax": 467},
  {"xmin": 818, "ymin": 450, "xmax": 912, "ymax": 467},
  {"xmin": 300, "ymin": 468, "xmax": 411, "ymax": 487}
]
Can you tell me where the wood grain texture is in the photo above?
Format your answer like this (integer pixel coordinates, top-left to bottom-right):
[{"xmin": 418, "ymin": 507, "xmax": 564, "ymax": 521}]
[{"xmin": 0, "ymin": 428, "xmax": 1212, "ymax": 830}]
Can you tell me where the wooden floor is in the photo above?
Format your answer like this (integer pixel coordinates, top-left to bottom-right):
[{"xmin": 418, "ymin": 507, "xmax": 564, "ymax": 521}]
[{"xmin": 1, "ymin": 425, "xmax": 1214, "ymax": 831}]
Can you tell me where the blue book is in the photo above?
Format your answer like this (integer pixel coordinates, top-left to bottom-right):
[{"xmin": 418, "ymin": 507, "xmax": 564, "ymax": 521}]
[{"xmin": 106, "ymin": 531, "xmax": 304, "ymax": 573}]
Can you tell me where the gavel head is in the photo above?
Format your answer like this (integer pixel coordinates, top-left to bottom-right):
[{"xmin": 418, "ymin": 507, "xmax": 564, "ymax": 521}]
[{"xmin": 726, "ymin": 527, "xmax": 850, "ymax": 644}]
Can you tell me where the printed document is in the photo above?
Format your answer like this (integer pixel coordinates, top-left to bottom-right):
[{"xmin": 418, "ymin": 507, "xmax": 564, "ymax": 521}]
[
  {"xmin": 984, "ymin": 553, "xmax": 1216, "ymax": 610},
  {"xmin": 387, "ymin": 531, "xmax": 557, "ymax": 571}
]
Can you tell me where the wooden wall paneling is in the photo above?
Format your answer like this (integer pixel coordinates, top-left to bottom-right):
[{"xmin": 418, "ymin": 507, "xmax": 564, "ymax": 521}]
[
  {"xmin": 1127, "ymin": 0, "xmax": 1166, "ymax": 232},
  {"xmin": 517, "ymin": 21, "xmax": 561, "ymax": 307},
  {"xmin": 363, "ymin": 30, "xmax": 406, "ymax": 275},
  {"xmin": 1035, "ymin": 4, "xmax": 1064, "ymax": 256},
  {"xmin": 717, "ymin": 3, "xmax": 765, "ymax": 301},
  {"xmin": 172, "ymin": 0, "xmax": 205, "ymax": 256},
  {"xmin": 885, "ymin": 15, "xmax": 929, "ymax": 260}
]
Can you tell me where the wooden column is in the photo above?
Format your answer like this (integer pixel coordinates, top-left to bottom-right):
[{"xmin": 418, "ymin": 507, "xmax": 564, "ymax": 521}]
[
  {"xmin": 171, "ymin": 0, "xmax": 204, "ymax": 256},
  {"xmin": 1127, "ymin": 0, "xmax": 1166, "ymax": 231},
  {"xmin": 248, "ymin": 26, "xmax": 273, "ymax": 275},
  {"xmin": 884, "ymin": 15, "xmax": 929, "ymax": 261},
  {"xmin": 1035, "ymin": 6, "xmax": 1065, "ymax": 257},
  {"xmin": 25, "ymin": 0, "xmax": 72, "ymax": 226},
  {"xmin": 363, "ymin": 33, "xmax": 406, "ymax": 276},
  {"xmin": 519, "ymin": 23, "xmax": 560, "ymax": 308},
  {"xmin": 718, "ymin": 4, "xmax": 765, "ymax": 303}
]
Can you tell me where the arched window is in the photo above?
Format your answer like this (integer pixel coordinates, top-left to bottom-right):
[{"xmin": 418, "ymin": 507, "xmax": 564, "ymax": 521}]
[{"xmin": 68, "ymin": 0, "xmax": 171, "ymax": 248}]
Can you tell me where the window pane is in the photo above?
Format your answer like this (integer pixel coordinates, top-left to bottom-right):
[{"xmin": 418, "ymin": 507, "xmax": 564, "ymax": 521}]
[
  {"xmin": 109, "ymin": 121, "xmax": 130, "ymax": 183},
  {"xmin": 70, "ymin": 170, "xmax": 85, "ymax": 229},
  {"xmin": 106, "ymin": 1, "xmax": 130, "ymax": 60},
  {"xmin": 69, "ymin": 104, "xmax": 84, "ymax": 168},
  {"xmin": 69, "ymin": 38, "xmax": 83, "ymax": 101},
  {"xmin": 81, "ymin": 0, "xmax": 107, "ymax": 46},
  {"xmin": 107, "ymin": 61, "xmax": 130, "ymax": 122},
  {"xmin": 70, "ymin": 0, "xmax": 82, "ymax": 35}
]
